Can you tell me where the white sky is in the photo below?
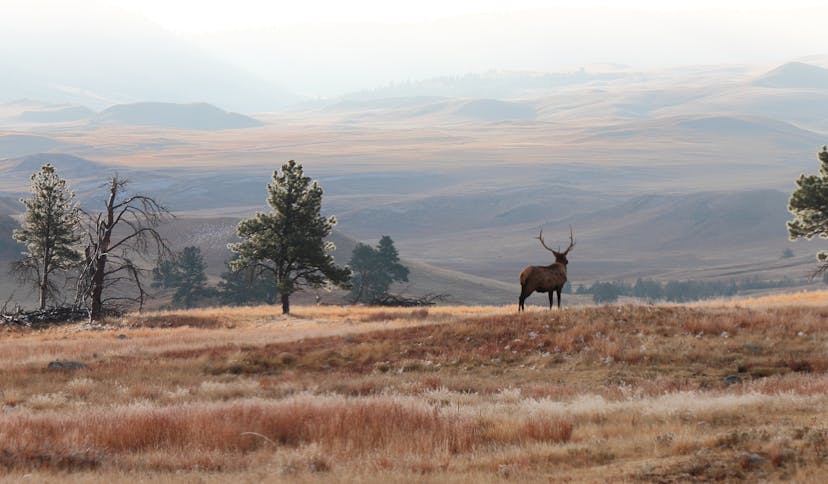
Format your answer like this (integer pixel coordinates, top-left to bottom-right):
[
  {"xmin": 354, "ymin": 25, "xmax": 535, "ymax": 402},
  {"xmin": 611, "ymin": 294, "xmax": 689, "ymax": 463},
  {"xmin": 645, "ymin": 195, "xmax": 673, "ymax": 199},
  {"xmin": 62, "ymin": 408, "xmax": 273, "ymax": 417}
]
[
  {"xmin": 5, "ymin": 0, "xmax": 828, "ymax": 98},
  {"xmin": 102, "ymin": 0, "xmax": 828, "ymax": 33}
]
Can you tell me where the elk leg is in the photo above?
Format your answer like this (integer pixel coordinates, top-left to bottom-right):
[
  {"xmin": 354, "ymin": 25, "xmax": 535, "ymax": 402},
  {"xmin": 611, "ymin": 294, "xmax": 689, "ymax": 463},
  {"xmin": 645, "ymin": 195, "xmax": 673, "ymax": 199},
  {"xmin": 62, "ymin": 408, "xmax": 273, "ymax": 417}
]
[
  {"xmin": 557, "ymin": 288, "xmax": 562, "ymax": 309},
  {"xmin": 519, "ymin": 285, "xmax": 528, "ymax": 312},
  {"xmin": 548, "ymin": 291, "xmax": 554, "ymax": 309}
]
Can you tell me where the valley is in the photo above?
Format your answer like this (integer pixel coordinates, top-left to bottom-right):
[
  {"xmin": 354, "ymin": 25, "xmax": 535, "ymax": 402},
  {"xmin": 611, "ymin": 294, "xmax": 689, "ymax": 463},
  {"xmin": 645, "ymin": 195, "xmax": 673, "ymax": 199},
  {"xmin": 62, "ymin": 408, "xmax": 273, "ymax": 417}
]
[{"xmin": 2, "ymin": 61, "xmax": 828, "ymax": 307}]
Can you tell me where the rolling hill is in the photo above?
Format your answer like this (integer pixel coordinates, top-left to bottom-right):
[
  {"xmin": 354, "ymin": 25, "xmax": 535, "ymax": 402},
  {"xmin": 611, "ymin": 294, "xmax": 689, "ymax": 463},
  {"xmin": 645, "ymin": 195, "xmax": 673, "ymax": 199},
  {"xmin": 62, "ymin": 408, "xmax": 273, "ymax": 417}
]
[
  {"xmin": 0, "ymin": 214, "xmax": 22, "ymax": 261},
  {"xmin": 753, "ymin": 62, "xmax": 828, "ymax": 89},
  {"xmin": 322, "ymin": 96, "xmax": 537, "ymax": 123},
  {"xmin": 452, "ymin": 99, "xmax": 537, "ymax": 121},
  {"xmin": 1, "ymin": 153, "xmax": 109, "ymax": 181},
  {"xmin": 95, "ymin": 102, "xmax": 265, "ymax": 130},
  {"xmin": 0, "ymin": 134, "xmax": 69, "ymax": 158},
  {"xmin": 581, "ymin": 115, "xmax": 822, "ymax": 149},
  {"xmin": 0, "ymin": 195, "xmax": 19, "ymax": 215},
  {"xmin": 17, "ymin": 105, "xmax": 95, "ymax": 123}
]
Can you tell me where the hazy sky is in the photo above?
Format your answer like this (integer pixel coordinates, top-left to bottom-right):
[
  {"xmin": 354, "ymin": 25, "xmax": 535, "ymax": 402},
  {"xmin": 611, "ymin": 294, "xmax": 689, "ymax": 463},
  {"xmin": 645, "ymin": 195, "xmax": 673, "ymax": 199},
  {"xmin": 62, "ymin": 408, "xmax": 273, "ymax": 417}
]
[
  {"xmin": 94, "ymin": 0, "xmax": 828, "ymax": 96},
  {"xmin": 5, "ymin": 0, "xmax": 828, "ymax": 100},
  {"xmin": 102, "ymin": 0, "xmax": 828, "ymax": 33}
]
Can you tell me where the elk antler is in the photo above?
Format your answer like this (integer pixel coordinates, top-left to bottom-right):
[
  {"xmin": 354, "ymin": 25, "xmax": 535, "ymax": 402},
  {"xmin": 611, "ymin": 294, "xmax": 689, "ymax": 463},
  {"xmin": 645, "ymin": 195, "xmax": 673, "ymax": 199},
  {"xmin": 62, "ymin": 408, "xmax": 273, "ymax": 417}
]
[
  {"xmin": 561, "ymin": 225, "xmax": 576, "ymax": 255},
  {"xmin": 535, "ymin": 229, "xmax": 558, "ymax": 253}
]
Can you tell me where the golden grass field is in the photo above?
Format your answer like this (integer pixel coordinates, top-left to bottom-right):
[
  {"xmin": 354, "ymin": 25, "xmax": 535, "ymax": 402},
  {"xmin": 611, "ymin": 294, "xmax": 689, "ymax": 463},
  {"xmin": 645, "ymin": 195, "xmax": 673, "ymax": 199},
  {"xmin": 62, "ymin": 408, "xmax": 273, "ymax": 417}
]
[{"xmin": 2, "ymin": 294, "xmax": 828, "ymax": 482}]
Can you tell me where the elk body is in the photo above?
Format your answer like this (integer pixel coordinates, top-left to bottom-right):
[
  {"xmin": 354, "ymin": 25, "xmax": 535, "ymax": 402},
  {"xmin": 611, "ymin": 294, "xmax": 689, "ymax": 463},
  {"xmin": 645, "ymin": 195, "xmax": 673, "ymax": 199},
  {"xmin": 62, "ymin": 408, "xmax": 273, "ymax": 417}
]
[{"xmin": 518, "ymin": 227, "xmax": 575, "ymax": 311}]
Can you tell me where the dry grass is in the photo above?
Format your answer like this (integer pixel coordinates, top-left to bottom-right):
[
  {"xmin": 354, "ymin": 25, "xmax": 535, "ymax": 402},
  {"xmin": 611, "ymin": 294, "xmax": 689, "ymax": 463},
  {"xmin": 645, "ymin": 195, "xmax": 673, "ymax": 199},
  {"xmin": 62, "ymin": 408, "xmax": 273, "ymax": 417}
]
[{"xmin": 1, "ymin": 296, "xmax": 828, "ymax": 481}]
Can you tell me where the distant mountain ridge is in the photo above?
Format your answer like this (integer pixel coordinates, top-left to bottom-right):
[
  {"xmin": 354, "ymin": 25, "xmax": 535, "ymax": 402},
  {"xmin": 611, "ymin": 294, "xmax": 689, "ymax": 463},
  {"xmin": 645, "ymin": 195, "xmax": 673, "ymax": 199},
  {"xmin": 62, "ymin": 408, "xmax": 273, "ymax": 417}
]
[
  {"xmin": 582, "ymin": 114, "xmax": 821, "ymax": 148},
  {"xmin": 343, "ymin": 70, "xmax": 630, "ymax": 101},
  {"xmin": 753, "ymin": 62, "xmax": 828, "ymax": 89},
  {"xmin": 95, "ymin": 102, "xmax": 264, "ymax": 130},
  {"xmin": 0, "ymin": 134, "xmax": 68, "ymax": 158},
  {"xmin": 1, "ymin": 153, "xmax": 108, "ymax": 180},
  {"xmin": 18, "ymin": 106, "xmax": 95, "ymax": 123}
]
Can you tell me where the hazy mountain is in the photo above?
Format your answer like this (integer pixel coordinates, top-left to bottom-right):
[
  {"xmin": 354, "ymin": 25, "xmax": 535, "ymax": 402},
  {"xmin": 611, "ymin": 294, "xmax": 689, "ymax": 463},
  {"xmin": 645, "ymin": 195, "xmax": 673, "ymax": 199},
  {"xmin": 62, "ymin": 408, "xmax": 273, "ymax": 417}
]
[
  {"xmin": 583, "ymin": 115, "xmax": 822, "ymax": 149},
  {"xmin": 1, "ymin": 153, "xmax": 108, "ymax": 181},
  {"xmin": 0, "ymin": 214, "xmax": 23, "ymax": 261},
  {"xmin": 0, "ymin": 195, "xmax": 20, "ymax": 215},
  {"xmin": 651, "ymin": 88, "xmax": 828, "ymax": 133},
  {"xmin": 343, "ymin": 70, "xmax": 631, "ymax": 101},
  {"xmin": 18, "ymin": 105, "xmax": 95, "ymax": 123},
  {"xmin": 753, "ymin": 62, "xmax": 828, "ymax": 89},
  {"xmin": 569, "ymin": 190, "xmax": 791, "ymax": 252},
  {"xmin": 0, "ymin": 1, "xmax": 299, "ymax": 112},
  {"xmin": 95, "ymin": 102, "xmax": 264, "ymax": 130},
  {"xmin": 319, "ymin": 96, "xmax": 537, "ymax": 123},
  {"xmin": 453, "ymin": 99, "xmax": 536, "ymax": 121},
  {"xmin": 0, "ymin": 135, "xmax": 69, "ymax": 158}
]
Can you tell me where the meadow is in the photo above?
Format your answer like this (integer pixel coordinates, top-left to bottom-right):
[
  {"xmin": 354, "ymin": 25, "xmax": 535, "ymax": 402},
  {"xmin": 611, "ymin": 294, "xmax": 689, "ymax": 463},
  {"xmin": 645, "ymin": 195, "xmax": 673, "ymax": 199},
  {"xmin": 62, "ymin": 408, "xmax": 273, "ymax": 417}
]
[{"xmin": 1, "ymin": 296, "xmax": 828, "ymax": 482}]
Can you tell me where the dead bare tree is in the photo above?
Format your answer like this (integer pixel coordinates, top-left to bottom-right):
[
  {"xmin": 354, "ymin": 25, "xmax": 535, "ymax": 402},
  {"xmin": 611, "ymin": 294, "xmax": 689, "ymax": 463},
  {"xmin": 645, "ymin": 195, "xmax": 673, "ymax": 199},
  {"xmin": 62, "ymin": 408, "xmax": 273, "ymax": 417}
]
[
  {"xmin": 518, "ymin": 226, "xmax": 575, "ymax": 311},
  {"xmin": 76, "ymin": 176, "xmax": 172, "ymax": 320}
]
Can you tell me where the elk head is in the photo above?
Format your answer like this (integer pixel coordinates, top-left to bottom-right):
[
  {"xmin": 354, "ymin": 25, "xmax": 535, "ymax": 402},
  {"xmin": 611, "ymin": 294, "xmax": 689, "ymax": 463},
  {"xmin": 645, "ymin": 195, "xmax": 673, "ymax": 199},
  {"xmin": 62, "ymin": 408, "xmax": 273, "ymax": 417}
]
[{"xmin": 535, "ymin": 225, "xmax": 575, "ymax": 265}]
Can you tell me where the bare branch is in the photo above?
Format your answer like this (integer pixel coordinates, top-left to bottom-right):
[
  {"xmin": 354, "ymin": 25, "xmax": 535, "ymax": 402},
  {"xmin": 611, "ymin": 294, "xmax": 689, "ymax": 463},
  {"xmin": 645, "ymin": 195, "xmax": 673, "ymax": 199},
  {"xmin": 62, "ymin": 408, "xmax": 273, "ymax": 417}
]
[{"xmin": 77, "ymin": 175, "xmax": 172, "ymax": 319}]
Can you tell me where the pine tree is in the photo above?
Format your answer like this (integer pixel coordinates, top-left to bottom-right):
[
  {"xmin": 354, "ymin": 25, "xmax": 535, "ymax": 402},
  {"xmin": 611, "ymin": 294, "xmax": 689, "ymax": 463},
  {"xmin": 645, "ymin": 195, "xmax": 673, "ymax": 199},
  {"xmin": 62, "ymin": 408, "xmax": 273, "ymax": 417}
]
[
  {"xmin": 228, "ymin": 160, "xmax": 350, "ymax": 314},
  {"xmin": 151, "ymin": 247, "xmax": 214, "ymax": 309},
  {"xmin": 217, "ymin": 256, "xmax": 278, "ymax": 306},
  {"xmin": 788, "ymin": 146, "xmax": 828, "ymax": 274},
  {"xmin": 348, "ymin": 243, "xmax": 379, "ymax": 303},
  {"xmin": 348, "ymin": 235, "xmax": 409, "ymax": 303},
  {"xmin": 151, "ymin": 259, "xmax": 181, "ymax": 289},
  {"xmin": 171, "ymin": 246, "xmax": 211, "ymax": 309},
  {"xmin": 376, "ymin": 235, "xmax": 409, "ymax": 289},
  {"xmin": 13, "ymin": 164, "xmax": 81, "ymax": 308},
  {"xmin": 590, "ymin": 281, "xmax": 622, "ymax": 304}
]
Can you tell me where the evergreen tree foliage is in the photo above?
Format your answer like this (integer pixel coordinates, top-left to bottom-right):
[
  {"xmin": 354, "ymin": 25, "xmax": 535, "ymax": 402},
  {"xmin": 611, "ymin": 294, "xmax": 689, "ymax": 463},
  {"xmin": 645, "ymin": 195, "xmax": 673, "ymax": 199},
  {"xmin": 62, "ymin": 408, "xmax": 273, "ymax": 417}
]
[
  {"xmin": 590, "ymin": 281, "xmax": 623, "ymax": 304},
  {"xmin": 788, "ymin": 146, "xmax": 828, "ymax": 274},
  {"xmin": 217, "ymin": 256, "xmax": 278, "ymax": 306},
  {"xmin": 633, "ymin": 278, "xmax": 663, "ymax": 301},
  {"xmin": 151, "ymin": 259, "xmax": 181, "ymax": 289},
  {"xmin": 151, "ymin": 247, "xmax": 214, "ymax": 308},
  {"xmin": 348, "ymin": 243, "xmax": 376, "ymax": 303},
  {"xmin": 228, "ymin": 160, "xmax": 350, "ymax": 314},
  {"xmin": 585, "ymin": 278, "xmax": 797, "ymax": 303},
  {"xmin": 349, "ymin": 235, "xmax": 409, "ymax": 303},
  {"xmin": 12, "ymin": 164, "xmax": 81, "ymax": 308},
  {"xmin": 171, "ymin": 246, "xmax": 212, "ymax": 308}
]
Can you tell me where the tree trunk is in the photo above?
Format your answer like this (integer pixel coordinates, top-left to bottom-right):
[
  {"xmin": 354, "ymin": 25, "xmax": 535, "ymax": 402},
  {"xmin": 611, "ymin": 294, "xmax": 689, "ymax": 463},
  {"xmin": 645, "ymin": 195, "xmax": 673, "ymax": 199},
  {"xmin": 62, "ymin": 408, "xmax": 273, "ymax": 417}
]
[
  {"xmin": 89, "ymin": 179, "xmax": 117, "ymax": 320},
  {"xmin": 89, "ymin": 253, "xmax": 107, "ymax": 319},
  {"xmin": 39, "ymin": 274, "xmax": 47, "ymax": 309},
  {"xmin": 40, "ymin": 222, "xmax": 51, "ymax": 310},
  {"xmin": 281, "ymin": 292, "xmax": 290, "ymax": 314}
]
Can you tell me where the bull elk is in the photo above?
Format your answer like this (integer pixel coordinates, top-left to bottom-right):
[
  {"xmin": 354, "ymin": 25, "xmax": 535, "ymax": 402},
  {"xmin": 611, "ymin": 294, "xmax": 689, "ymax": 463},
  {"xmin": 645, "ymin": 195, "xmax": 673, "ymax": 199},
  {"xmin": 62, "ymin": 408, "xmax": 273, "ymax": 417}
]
[{"xmin": 518, "ymin": 226, "xmax": 575, "ymax": 311}]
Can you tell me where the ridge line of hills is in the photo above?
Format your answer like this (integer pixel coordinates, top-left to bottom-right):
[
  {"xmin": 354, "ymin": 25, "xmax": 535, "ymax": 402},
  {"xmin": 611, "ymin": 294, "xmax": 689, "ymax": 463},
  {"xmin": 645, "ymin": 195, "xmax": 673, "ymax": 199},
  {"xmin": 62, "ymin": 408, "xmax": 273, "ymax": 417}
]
[{"xmin": 4, "ymin": 101, "xmax": 263, "ymax": 131}]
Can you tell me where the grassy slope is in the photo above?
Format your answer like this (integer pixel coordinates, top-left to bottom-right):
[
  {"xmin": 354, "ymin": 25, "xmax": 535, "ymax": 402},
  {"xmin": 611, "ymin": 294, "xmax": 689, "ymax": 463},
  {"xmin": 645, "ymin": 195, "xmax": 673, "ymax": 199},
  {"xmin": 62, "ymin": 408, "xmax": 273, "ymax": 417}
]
[{"xmin": 1, "ymin": 294, "xmax": 828, "ymax": 481}]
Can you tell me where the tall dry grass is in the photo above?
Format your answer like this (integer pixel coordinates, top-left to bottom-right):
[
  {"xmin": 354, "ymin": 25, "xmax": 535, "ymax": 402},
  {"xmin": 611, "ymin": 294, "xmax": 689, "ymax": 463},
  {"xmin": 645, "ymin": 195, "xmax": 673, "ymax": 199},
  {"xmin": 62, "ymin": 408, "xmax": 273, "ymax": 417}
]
[{"xmin": 1, "ymin": 298, "xmax": 828, "ymax": 481}]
